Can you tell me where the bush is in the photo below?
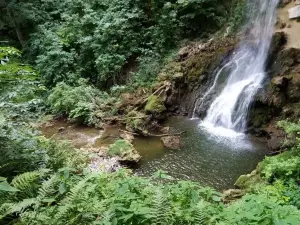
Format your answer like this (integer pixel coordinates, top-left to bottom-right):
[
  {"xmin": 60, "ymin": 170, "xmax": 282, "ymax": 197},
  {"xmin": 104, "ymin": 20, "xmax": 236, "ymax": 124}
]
[
  {"xmin": 0, "ymin": 47, "xmax": 47, "ymax": 122},
  {"xmin": 48, "ymin": 80, "xmax": 117, "ymax": 126},
  {"xmin": 220, "ymin": 193, "xmax": 300, "ymax": 224}
]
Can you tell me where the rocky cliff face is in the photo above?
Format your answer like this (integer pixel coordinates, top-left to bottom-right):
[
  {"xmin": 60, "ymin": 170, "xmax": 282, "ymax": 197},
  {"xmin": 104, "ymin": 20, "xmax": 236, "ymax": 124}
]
[
  {"xmin": 248, "ymin": 30, "xmax": 300, "ymax": 150},
  {"xmin": 159, "ymin": 37, "xmax": 237, "ymax": 117}
]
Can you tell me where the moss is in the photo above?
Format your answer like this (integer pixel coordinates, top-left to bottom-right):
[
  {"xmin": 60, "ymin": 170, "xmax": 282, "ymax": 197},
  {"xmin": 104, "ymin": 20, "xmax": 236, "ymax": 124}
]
[
  {"xmin": 107, "ymin": 139, "xmax": 141, "ymax": 162},
  {"xmin": 234, "ymin": 168, "xmax": 265, "ymax": 190},
  {"xmin": 185, "ymin": 38, "xmax": 236, "ymax": 81},
  {"xmin": 144, "ymin": 95, "xmax": 166, "ymax": 114},
  {"xmin": 125, "ymin": 110, "xmax": 148, "ymax": 133},
  {"xmin": 157, "ymin": 62, "xmax": 183, "ymax": 81},
  {"xmin": 185, "ymin": 53, "xmax": 216, "ymax": 80},
  {"xmin": 107, "ymin": 139, "xmax": 133, "ymax": 156},
  {"xmin": 250, "ymin": 108, "xmax": 270, "ymax": 128}
]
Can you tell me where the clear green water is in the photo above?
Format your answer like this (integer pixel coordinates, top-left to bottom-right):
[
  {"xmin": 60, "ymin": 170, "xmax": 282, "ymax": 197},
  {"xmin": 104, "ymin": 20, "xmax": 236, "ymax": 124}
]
[
  {"xmin": 41, "ymin": 117, "xmax": 267, "ymax": 191},
  {"xmin": 134, "ymin": 117, "xmax": 267, "ymax": 191}
]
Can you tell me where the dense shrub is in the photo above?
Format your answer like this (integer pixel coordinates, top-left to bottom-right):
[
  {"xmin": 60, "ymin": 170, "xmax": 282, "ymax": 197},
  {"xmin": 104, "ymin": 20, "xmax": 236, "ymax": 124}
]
[{"xmin": 48, "ymin": 80, "xmax": 117, "ymax": 126}]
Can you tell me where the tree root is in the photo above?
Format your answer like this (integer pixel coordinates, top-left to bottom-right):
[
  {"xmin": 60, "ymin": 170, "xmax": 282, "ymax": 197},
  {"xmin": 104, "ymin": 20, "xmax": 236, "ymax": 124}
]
[{"xmin": 119, "ymin": 129, "xmax": 185, "ymax": 137}]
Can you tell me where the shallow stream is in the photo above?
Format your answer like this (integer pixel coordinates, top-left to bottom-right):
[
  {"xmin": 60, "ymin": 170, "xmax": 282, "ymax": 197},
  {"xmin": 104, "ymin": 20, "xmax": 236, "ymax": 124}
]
[{"xmin": 41, "ymin": 117, "xmax": 267, "ymax": 191}]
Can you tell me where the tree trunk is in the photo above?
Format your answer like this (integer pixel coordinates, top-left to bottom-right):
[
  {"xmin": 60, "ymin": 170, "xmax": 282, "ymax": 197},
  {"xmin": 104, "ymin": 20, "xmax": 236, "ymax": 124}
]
[{"xmin": 4, "ymin": 0, "xmax": 25, "ymax": 48}]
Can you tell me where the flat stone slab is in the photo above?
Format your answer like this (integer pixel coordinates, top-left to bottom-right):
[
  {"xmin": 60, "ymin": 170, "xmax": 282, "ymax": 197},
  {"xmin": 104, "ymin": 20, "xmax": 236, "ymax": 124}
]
[{"xmin": 289, "ymin": 5, "xmax": 300, "ymax": 19}]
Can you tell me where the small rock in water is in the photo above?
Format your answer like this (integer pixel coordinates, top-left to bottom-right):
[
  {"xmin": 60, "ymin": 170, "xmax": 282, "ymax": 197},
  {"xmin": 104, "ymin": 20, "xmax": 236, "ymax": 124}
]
[
  {"xmin": 161, "ymin": 136, "xmax": 182, "ymax": 150},
  {"xmin": 58, "ymin": 127, "xmax": 65, "ymax": 133},
  {"xmin": 160, "ymin": 126, "xmax": 170, "ymax": 134},
  {"xmin": 222, "ymin": 189, "xmax": 245, "ymax": 203}
]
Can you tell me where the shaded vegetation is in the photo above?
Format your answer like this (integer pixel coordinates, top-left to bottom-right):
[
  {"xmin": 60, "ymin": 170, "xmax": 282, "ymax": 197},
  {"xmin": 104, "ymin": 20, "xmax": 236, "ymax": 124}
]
[{"xmin": 1, "ymin": 0, "xmax": 246, "ymax": 88}]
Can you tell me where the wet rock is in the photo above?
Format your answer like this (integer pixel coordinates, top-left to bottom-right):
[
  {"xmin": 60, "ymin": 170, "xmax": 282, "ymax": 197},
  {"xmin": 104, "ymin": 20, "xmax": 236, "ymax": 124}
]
[
  {"xmin": 160, "ymin": 126, "xmax": 170, "ymax": 134},
  {"xmin": 125, "ymin": 110, "xmax": 148, "ymax": 134},
  {"xmin": 234, "ymin": 169, "xmax": 263, "ymax": 189},
  {"xmin": 266, "ymin": 32, "xmax": 287, "ymax": 68},
  {"xmin": 280, "ymin": 0, "xmax": 292, "ymax": 7},
  {"xmin": 271, "ymin": 76, "xmax": 289, "ymax": 89},
  {"xmin": 158, "ymin": 37, "xmax": 237, "ymax": 117},
  {"xmin": 287, "ymin": 74, "xmax": 300, "ymax": 102},
  {"xmin": 108, "ymin": 139, "xmax": 141, "ymax": 163},
  {"xmin": 161, "ymin": 136, "xmax": 182, "ymax": 150},
  {"xmin": 120, "ymin": 131, "xmax": 134, "ymax": 143},
  {"xmin": 58, "ymin": 127, "xmax": 65, "ymax": 133},
  {"xmin": 222, "ymin": 189, "xmax": 245, "ymax": 203},
  {"xmin": 145, "ymin": 95, "xmax": 166, "ymax": 114},
  {"xmin": 267, "ymin": 136, "xmax": 284, "ymax": 151},
  {"xmin": 270, "ymin": 48, "xmax": 300, "ymax": 77}
]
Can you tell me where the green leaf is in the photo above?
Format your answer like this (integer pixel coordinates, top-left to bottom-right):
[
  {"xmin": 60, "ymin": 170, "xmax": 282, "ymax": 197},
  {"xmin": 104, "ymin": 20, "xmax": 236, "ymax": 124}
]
[
  {"xmin": 59, "ymin": 183, "xmax": 67, "ymax": 194},
  {"xmin": 0, "ymin": 181, "xmax": 20, "ymax": 192},
  {"xmin": 212, "ymin": 195, "xmax": 221, "ymax": 202},
  {"xmin": 42, "ymin": 198, "xmax": 56, "ymax": 203}
]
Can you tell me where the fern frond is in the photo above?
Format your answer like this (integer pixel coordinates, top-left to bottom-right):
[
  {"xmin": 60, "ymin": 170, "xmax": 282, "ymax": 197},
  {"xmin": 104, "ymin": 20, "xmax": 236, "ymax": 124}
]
[
  {"xmin": 53, "ymin": 174, "xmax": 97, "ymax": 223},
  {"xmin": 193, "ymin": 200, "xmax": 208, "ymax": 225},
  {"xmin": 99, "ymin": 208, "xmax": 116, "ymax": 225},
  {"xmin": 150, "ymin": 189, "xmax": 172, "ymax": 225},
  {"xmin": 35, "ymin": 174, "xmax": 59, "ymax": 208},
  {"xmin": 0, "ymin": 198, "xmax": 36, "ymax": 219},
  {"xmin": 11, "ymin": 171, "xmax": 41, "ymax": 191}
]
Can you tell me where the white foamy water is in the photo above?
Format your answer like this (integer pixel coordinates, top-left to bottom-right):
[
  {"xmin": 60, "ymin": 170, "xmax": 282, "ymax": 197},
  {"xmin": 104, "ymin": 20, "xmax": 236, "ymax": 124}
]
[{"xmin": 201, "ymin": 0, "xmax": 279, "ymax": 135}]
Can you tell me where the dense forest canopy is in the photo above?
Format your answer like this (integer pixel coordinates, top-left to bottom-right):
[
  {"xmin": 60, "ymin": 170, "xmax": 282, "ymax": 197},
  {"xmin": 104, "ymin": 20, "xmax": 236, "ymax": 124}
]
[{"xmin": 1, "ymin": 0, "xmax": 243, "ymax": 87}]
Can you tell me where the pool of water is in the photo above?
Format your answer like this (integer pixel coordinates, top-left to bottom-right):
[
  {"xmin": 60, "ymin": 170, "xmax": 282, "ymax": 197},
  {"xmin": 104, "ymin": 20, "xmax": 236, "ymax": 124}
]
[
  {"xmin": 41, "ymin": 117, "xmax": 267, "ymax": 191},
  {"xmin": 134, "ymin": 117, "xmax": 267, "ymax": 190}
]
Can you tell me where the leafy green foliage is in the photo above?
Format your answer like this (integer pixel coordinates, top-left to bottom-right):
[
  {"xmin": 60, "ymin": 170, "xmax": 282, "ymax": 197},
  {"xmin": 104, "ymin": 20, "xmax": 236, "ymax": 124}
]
[
  {"xmin": 260, "ymin": 121, "xmax": 300, "ymax": 181},
  {"xmin": 220, "ymin": 193, "xmax": 300, "ymax": 224},
  {"xmin": 261, "ymin": 150, "xmax": 300, "ymax": 181},
  {"xmin": 0, "ymin": 46, "xmax": 46, "ymax": 121},
  {"xmin": 0, "ymin": 169, "xmax": 224, "ymax": 225},
  {"xmin": 48, "ymin": 80, "xmax": 117, "ymax": 126},
  {"xmin": 1, "ymin": 0, "xmax": 241, "ymax": 87}
]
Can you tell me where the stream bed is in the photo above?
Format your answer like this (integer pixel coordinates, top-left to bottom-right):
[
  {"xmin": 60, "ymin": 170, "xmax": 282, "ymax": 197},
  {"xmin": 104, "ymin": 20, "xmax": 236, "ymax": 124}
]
[{"xmin": 41, "ymin": 116, "xmax": 267, "ymax": 191}]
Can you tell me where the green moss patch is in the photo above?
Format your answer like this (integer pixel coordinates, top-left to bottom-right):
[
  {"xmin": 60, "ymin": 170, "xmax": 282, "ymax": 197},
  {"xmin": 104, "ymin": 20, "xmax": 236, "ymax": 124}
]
[{"xmin": 145, "ymin": 95, "xmax": 166, "ymax": 114}]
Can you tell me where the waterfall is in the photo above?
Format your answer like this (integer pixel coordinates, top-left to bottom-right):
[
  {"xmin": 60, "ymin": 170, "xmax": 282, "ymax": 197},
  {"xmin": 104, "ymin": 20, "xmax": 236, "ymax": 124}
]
[{"xmin": 201, "ymin": 0, "xmax": 279, "ymax": 134}]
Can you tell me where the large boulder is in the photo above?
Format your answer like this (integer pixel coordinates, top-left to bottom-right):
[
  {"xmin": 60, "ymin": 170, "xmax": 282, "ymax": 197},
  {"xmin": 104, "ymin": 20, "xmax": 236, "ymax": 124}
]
[
  {"xmin": 145, "ymin": 95, "xmax": 166, "ymax": 114},
  {"xmin": 125, "ymin": 110, "xmax": 149, "ymax": 134},
  {"xmin": 107, "ymin": 139, "xmax": 141, "ymax": 163}
]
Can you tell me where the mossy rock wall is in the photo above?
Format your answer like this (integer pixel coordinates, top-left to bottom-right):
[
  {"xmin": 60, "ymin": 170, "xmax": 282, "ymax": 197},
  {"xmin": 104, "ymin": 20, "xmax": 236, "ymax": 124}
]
[{"xmin": 158, "ymin": 37, "xmax": 237, "ymax": 116}]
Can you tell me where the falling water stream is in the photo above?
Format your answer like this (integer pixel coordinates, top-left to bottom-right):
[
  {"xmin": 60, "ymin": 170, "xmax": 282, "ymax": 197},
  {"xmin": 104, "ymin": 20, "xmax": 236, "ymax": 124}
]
[{"xmin": 201, "ymin": 0, "xmax": 279, "ymax": 134}]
